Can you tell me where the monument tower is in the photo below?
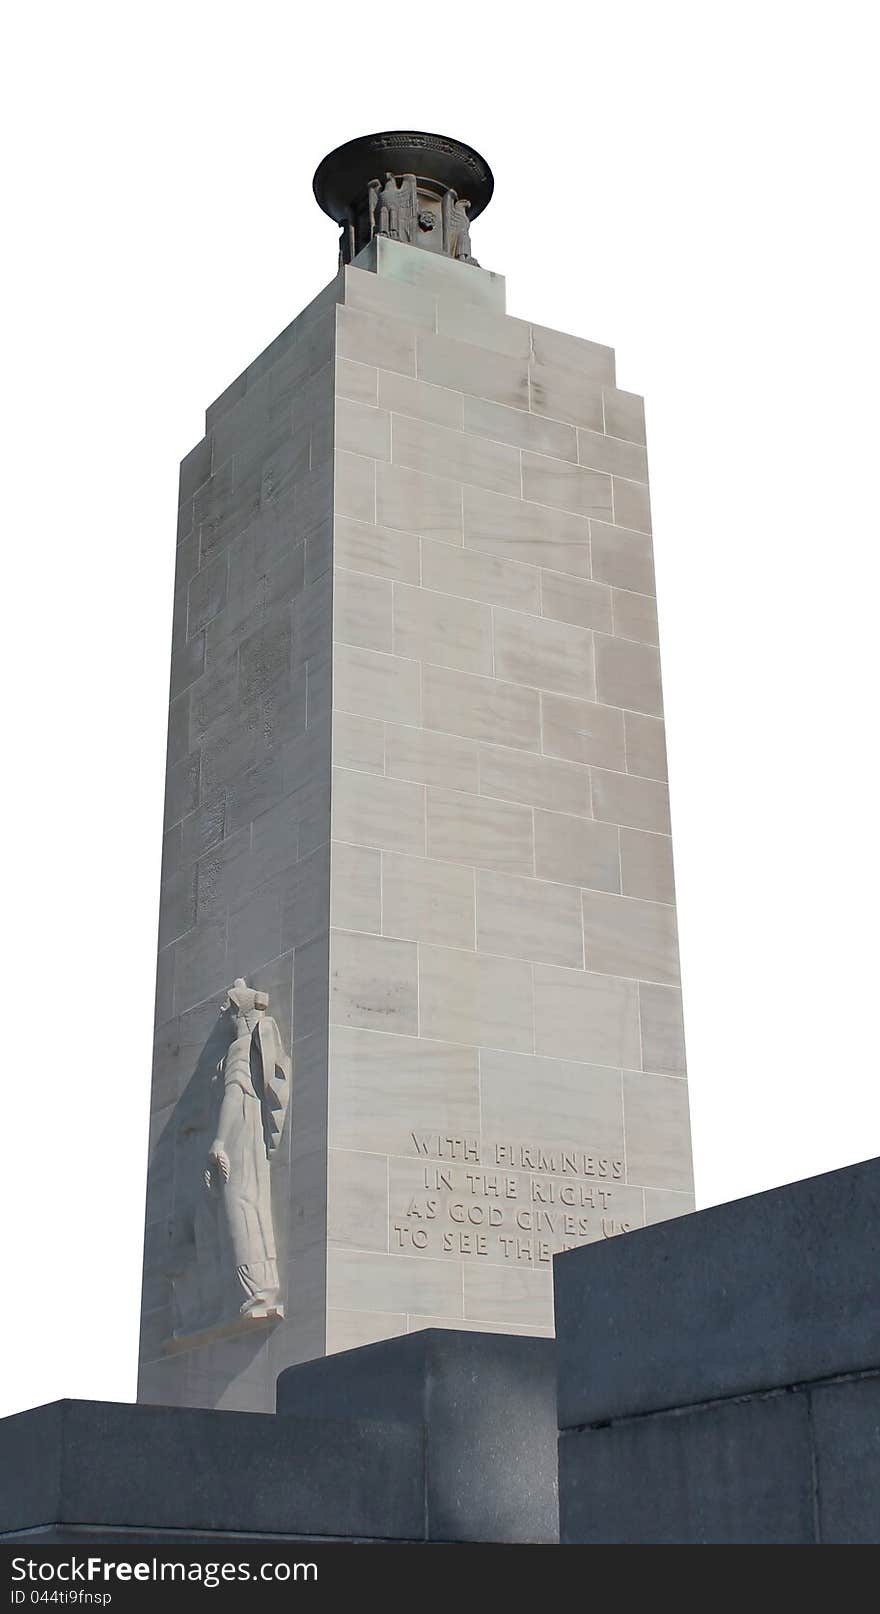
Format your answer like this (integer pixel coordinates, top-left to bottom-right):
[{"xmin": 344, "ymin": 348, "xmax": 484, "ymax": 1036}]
[{"xmin": 138, "ymin": 132, "xmax": 694, "ymax": 1413}]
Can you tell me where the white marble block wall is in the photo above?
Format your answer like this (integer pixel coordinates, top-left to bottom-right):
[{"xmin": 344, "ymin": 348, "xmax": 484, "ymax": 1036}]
[
  {"xmin": 139, "ymin": 237, "xmax": 693, "ymax": 1411},
  {"xmin": 325, "ymin": 239, "xmax": 693, "ymax": 1356}
]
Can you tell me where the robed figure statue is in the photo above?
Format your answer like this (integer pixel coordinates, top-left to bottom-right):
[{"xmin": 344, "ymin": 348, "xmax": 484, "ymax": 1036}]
[{"xmin": 204, "ymin": 978, "xmax": 291, "ymax": 1321}]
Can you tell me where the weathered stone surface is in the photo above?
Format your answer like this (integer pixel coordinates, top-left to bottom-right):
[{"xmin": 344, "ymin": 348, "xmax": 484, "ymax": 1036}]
[
  {"xmin": 278, "ymin": 1329, "xmax": 559, "ymax": 1542},
  {"xmin": 559, "ymin": 1393, "xmax": 815, "ymax": 1544},
  {"xmin": 0, "ymin": 1399, "xmax": 421, "ymax": 1541},
  {"xmin": 811, "ymin": 1374, "xmax": 880, "ymax": 1544},
  {"xmin": 555, "ymin": 1156, "xmax": 880, "ymax": 1430}
]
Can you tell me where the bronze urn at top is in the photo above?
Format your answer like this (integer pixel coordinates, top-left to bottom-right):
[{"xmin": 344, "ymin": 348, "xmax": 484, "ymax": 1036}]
[{"xmin": 312, "ymin": 129, "xmax": 494, "ymax": 267}]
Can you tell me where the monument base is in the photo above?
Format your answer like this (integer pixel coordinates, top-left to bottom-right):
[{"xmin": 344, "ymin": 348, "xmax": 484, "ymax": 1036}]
[
  {"xmin": 555, "ymin": 1156, "xmax": 880, "ymax": 1544},
  {"xmin": 5, "ymin": 1161, "xmax": 880, "ymax": 1544},
  {"xmin": 0, "ymin": 1331, "xmax": 557, "ymax": 1544}
]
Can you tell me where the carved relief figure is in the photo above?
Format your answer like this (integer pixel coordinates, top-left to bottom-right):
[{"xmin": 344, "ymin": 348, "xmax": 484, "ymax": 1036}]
[
  {"xmin": 375, "ymin": 172, "xmax": 418, "ymax": 244},
  {"xmin": 204, "ymin": 978, "xmax": 291, "ymax": 1321},
  {"xmin": 339, "ymin": 217, "xmax": 356, "ymax": 267},
  {"xmin": 443, "ymin": 189, "xmax": 477, "ymax": 263},
  {"xmin": 367, "ymin": 177, "xmax": 381, "ymax": 236}
]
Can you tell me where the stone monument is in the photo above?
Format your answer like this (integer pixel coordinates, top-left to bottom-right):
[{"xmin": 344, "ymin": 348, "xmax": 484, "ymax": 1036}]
[{"xmin": 138, "ymin": 131, "xmax": 695, "ymax": 1414}]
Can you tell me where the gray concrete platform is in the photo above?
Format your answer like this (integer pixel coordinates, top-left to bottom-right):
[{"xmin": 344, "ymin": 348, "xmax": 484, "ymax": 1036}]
[
  {"xmin": 559, "ymin": 1390, "xmax": 816, "ymax": 1544},
  {"xmin": 554, "ymin": 1155, "xmax": 880, "ymax": 1543},
  {"xmin": 0, "ymin": 1398, "xmax": 421, "ymax": 1542},
  {"xmin": 555, "ymin": 1154, "xmax": 880, "ymax": 1429},
  {"xmin": 277, "ymin": 1328, "xmax": 559, "ymax": 1542},
  {"xmin": 1, "ymin": 1330, "xmax": 557, "ymax": 1543}
]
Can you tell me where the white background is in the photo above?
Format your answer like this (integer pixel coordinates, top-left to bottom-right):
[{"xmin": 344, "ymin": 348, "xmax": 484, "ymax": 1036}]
[{"xmin": 2, "ymin": 2, "xmax": 877, "ymax": 1419}]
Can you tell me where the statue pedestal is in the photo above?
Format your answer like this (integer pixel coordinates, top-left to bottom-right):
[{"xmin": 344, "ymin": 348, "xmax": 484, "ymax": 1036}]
[{"xmin": 162, "ymin": 1309, "xmax": 283, "ymax": 1357}]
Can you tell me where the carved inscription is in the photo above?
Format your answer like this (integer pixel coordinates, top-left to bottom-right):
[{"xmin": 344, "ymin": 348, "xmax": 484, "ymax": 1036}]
[{"xmin": 391, "ymin": 1130, "xmax": 638, "ymax": 1266}]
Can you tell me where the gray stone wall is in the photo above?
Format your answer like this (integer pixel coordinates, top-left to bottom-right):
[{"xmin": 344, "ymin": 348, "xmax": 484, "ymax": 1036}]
[
  {"xmin": 277, "ymin": 1328, "xmax": 559, "ymax": 1543},
  {"xmin": 1, "ymin": 1330, "xmax": 556, "ymax": 1542},
  {"xmin": 139, "ymin": 238, "xmax": 694, "ymax": 1409},
  {"xmin": 555, "ymin": 1156, "xmax": 880, "ymax": 1543}
]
